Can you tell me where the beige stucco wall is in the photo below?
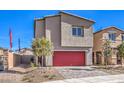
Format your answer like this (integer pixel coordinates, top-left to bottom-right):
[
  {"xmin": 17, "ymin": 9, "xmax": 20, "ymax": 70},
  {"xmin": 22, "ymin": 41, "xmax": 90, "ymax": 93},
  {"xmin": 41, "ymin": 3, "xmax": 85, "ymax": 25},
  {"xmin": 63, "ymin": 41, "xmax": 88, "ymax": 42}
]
[
  {"xmin": 94, "ymin": 27, "xmax": 124, "ymax": 52},
  {"xmin": 35, "ymin": 20, "xmax": 45, "ymax": 38},
  {"xmin": 8, "ymin": 52, "xmax": 21, "ymax": 69},
  {"xmin": 0, "ymin": 49, "xmax": 4, "ymax": 55},
  {"xmin": 60, "ymin": 13, "xmax": 93, "ymax": 47},
  {"xmin": 45, "ymin": 15, "xmax": 93, "ymax": 50},
  {"xmin": 35, "ymin": 14, "xmax": 94, "ymax": 50},
  {"xmin": 93, "ymin": 27, "xmax": 124, "ymax": 65},
  {"xmin": 93, "ymin": 31, "xmax": 103, "ymax": 52}
]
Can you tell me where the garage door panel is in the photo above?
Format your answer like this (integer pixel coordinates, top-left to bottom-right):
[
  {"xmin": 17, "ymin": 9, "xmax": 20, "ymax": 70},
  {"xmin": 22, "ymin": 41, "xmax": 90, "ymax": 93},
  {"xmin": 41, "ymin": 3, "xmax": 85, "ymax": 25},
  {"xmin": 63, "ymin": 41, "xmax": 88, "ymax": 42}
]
[{"xmin": 53, "ymin": 51, "xmax": 85, "ymax": 66}]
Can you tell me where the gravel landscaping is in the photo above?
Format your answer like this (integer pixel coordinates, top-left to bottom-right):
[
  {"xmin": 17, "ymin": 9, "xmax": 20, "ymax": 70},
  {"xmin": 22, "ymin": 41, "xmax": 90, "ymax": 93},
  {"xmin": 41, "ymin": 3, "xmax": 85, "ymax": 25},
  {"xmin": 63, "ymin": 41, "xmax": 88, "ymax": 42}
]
[
  {"xmin": 21, "ymin": 67, "xmax": 64, "ymax": 83},
  {"xmin": 0, "ymin": 67, "xmax": 64, "ymax": 83},
  {"xmin": 0, "ymin": 71, "xmax": 24, "ymax": 83},
  {"xmin": 1, "ymin": 66, "xmax": 124, "ymax": 83},
  {"xmin": 93, "ymin": 66, "xmax": 124, "ymax": 75}
]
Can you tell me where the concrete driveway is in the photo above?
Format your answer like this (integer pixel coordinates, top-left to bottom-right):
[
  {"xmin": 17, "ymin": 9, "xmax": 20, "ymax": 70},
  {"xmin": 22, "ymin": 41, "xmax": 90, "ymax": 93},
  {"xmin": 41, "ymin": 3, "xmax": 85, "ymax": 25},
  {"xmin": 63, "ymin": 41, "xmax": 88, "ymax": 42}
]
[
  {"xmin": 55, "ymin": 66, "xmax": 109, "ymax": 79},
  {"xmin": 47, "ymin": 74, "xmax": 124, "ymax": 83}
]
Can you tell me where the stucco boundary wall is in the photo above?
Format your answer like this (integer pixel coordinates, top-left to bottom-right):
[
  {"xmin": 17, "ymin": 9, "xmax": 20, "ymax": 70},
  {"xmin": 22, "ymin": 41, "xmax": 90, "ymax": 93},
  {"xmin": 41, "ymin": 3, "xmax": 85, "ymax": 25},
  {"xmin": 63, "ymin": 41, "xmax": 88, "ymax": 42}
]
[{"xmin": 7, "ymin": 52, "xmax": 21, "ymax": 69}]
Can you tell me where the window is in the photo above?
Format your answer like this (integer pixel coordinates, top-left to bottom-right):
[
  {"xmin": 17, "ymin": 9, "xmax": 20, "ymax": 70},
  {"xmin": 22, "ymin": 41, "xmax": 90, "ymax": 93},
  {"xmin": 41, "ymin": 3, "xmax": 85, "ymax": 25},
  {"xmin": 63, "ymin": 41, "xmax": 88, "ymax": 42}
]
[
  {"xmin": 109, "ymin": 33, "xmax": 116, "ymax": 41},
  {"xmin": 72, "ymin": 28, "xmax": 77, "ymax": 36},
  {"xmin": 72, "ymin": 26, "xmax": 83, "ymax": 36},
  {"xmin": 122, "ymin": 34, "xmax": 124, "ymax": 41}
]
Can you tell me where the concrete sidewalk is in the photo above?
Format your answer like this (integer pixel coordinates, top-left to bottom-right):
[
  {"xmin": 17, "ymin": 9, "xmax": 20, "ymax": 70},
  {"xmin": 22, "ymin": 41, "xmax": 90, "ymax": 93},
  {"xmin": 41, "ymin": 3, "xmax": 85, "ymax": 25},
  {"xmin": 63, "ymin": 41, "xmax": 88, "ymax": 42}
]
[{"xmin": 46, "ymin": 74, "xmax": 124, "ymax": 83}]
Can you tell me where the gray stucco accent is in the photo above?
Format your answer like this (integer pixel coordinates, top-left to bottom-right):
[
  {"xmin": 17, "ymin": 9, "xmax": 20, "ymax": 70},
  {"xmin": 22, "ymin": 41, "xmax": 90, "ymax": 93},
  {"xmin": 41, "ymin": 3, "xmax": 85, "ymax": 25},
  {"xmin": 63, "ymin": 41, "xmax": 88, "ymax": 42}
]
[
  {"xmin": 85, "ymin": 48, "xmax": 93, "ymax": 65},
  {"xmin": 45, "ymin": 56, "xmax": 53, "ymax": 66},
  {"xmin": 35, "ymin": 20, "xmax": 45, "ymax": 38}
]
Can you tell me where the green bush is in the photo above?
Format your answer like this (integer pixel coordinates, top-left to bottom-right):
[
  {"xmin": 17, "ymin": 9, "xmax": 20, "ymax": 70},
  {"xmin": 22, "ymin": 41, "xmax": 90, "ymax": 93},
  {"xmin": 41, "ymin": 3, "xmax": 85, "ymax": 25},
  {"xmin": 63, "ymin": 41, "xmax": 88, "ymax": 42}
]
[
  {"xmin": 30, "ymin": 62, "xmax": 36, "ymax": 68},
  {"xmin": 48, "ymin": 74, "xmax": 56, "ymax": 80},
  {"xmin": 43, "ymin": 74, "xmax": 56, "ymax": 80}
]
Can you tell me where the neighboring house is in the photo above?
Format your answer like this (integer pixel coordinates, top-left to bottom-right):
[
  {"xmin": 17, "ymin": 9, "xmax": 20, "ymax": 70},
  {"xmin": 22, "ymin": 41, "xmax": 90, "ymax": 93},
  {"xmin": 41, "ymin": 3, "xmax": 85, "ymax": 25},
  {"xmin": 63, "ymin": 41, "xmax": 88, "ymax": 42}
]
[
  {"xmin": 0, "ymin": 47, "xmax": 22, "ymax": 70},
  {"xmin": 0, "ymin": 47, "xmax": 8, "ymax": 70},
  {"xmin": 0, "ymin": 47, "xmax": 8, "ymax": 56},
  {"xmin": 93, "ymin": 26, "xmax": 124, "ymax": 65},
  {"xmin": 16, "ymin": 48, "xmax": 33, "ymax": 55},
  {"xmin": 34, "ymin": 11, "xmax": 95, "ymax": 66},
  {"xmin": 16, "ymin": 48, "xmax": 34, "ymax": 64}
]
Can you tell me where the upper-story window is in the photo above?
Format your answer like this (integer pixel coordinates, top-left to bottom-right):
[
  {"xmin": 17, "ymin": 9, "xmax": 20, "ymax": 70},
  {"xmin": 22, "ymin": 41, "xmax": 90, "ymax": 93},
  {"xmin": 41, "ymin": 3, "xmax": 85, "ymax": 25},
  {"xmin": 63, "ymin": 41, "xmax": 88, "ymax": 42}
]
[
  {"xmin": 72, "ymin": 26, "xmax": 84, "ymax": 37},
  {"xmin": 109, "ymin": 33, "xmax": 116, "ymax": 41},
  {"xmin": 122, "ymin": 34, "xmax": 124, "ymax": 41}
]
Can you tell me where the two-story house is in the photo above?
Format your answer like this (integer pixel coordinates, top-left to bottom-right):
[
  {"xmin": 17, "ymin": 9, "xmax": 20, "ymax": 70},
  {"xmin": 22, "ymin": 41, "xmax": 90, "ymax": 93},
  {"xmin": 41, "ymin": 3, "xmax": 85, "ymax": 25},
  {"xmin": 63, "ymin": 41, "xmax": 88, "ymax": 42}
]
[
  {"xmin": 93, "ymin": 26, "xmax": 124, "ymax": 65},
  {"xmin": 34, "ymin": 11, "xmax": 95, "ymax": 66}
]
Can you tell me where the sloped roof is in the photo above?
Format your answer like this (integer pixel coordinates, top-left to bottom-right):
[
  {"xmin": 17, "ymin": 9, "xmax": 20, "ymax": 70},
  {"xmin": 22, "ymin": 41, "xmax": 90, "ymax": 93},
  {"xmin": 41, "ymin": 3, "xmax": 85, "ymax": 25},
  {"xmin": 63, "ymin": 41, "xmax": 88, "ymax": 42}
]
[
  {"xmin": 15, "ymin": 48, "xmax": 32, "ymax": 52},
  {"xmin": 94, "ymin": 26, "xmax": 124, "ymax": 34},
  {"xmin": 35, "ymin": 11, "xmax": 95, "ymax": 23},
  {"xmin": 59, "ymin": 11, "xmax": 95, "ymax": 23}
]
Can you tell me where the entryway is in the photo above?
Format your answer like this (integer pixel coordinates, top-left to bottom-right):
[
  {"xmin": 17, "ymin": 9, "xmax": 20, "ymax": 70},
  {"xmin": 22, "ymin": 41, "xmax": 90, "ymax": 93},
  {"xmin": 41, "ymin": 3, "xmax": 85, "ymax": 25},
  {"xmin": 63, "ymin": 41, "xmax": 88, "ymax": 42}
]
[
  {"xmin": 96, "ymin": 51, "xmax": 102, "ymax": 65},
  {"xmin": 117, "ymin": 52, "xmax": 122, "ymax": 64}
]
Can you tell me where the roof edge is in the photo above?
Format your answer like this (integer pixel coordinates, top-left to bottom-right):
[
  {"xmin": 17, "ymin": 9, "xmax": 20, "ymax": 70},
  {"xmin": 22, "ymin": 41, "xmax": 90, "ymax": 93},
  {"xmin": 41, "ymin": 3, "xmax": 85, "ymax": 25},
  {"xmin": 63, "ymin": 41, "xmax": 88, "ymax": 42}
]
[
  {"xmin": 34, "ymin": 11, "xmax": 95, "ymax": 24},
  {"xmin": 34, "ymin": 15, "xmax": 60, "ymax": 21},
  {"xmin": 59, "ymin": 11, "xmax": 95, "ymax": 23},
  {"xmin": 94, "ymin": 26, "xmax": 124, "ymax": 34}
]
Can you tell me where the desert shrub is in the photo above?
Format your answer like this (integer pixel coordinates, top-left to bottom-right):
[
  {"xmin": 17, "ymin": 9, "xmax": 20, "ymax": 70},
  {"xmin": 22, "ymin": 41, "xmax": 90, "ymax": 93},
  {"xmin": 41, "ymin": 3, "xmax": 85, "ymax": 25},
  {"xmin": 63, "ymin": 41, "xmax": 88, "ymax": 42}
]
[
  {"xmin": 30, "ymin": 62, "xmax": 36, "ymax": 68},
  {"xmin": 48, "ymin": 74, "xmax": 56, "ymax": 80},
  {"xmin": 43, "ymin": 74, "xmax": 56, "ymax": 80},
  {"xmin": 43, "ymin": 74, "xmax": 49, "ymax": 78}
]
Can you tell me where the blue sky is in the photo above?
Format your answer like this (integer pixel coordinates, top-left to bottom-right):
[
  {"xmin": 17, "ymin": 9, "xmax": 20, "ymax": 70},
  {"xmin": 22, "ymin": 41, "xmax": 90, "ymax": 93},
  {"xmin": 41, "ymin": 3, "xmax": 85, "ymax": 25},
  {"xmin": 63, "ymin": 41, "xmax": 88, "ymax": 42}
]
[{"xmin": 0, "ymin": 10, "xmax": 124, "ymax": 50}]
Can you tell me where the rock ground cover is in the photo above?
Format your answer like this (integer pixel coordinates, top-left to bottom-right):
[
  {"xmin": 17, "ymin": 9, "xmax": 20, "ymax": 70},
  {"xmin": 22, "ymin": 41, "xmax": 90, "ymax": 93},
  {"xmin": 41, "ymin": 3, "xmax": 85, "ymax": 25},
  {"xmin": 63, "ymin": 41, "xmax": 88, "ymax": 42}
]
[
  {"xmin": 1, "ymin": 66, "xmax": 124, "ymax": 83},
  {"xmin": 0, "ymin": 71, "xmax": 23, "ymax": 83},
  {"xmin": 22, "ymin": 67, "xmax": 64, "ymax": 83},
  {"xmin": 93, "ymin": 66, "xmax": 124, "ymax": 75},
  {"xmin": 0, "ymin": 67, "xmax": 64, "ymax": 83}
]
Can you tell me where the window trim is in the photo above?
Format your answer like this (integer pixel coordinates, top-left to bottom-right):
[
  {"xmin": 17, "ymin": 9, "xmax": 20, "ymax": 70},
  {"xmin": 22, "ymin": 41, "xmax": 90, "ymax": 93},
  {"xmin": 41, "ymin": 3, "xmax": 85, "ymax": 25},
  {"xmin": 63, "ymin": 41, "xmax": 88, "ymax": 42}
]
[
  {"xmin": 109, "ymin": 33, "xmax": 116, "ymax": 42},
  {"xmin": 72, "ymin": 26, "xmax": 84, "ymax": 37},
  {"xmin": 122, "ymin": 34, "xmax": 124, "ymax": 41}
]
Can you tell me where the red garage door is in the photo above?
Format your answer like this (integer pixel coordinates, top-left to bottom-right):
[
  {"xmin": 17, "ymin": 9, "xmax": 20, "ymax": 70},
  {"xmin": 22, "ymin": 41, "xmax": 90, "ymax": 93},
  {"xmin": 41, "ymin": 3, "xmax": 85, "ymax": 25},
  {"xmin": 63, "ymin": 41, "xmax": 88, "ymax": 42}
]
[{"xmin": 53, "ymin": 51, "xmax": 85, "ymax": 66}]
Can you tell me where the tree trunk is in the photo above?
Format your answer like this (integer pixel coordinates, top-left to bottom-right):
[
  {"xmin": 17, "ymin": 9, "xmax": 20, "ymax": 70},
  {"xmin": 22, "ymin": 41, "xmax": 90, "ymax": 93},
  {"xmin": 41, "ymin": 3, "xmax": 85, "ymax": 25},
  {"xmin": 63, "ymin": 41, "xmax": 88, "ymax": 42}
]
[
  {"xmin": 121, "ymin": 58, "xmax": 123, "ymax": 66},
  {"xmin": 105, "ymin": 57, "xmax": 108, "ymax": 69},
  {"xmin": 40, "ymin": 56, "xmax": 46, "ymax": 73},
  {"xmin": 42, "ymin": 56, "xmax": 46, "ymax": 67},
  {"xmin": 41, "ymin": 56, "xmax": 43, "ymax": 67},
  {"xmin": 35, "ymin": 56, "xmax": 38, "ymax": 67}
]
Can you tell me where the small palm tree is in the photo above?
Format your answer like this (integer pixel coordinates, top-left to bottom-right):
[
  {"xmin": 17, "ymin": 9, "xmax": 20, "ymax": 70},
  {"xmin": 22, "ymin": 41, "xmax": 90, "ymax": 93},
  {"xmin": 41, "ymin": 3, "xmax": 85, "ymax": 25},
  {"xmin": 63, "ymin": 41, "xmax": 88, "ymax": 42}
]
[
  {"xmin": 32, "ymin": 38, "xmax": 41, "ymax": 66},
  {"xmin": 117, "ymin": 42, "xmax": 124, "ymax": 65},
  {"xmin": 102, "ymin": 39, "xmax": 112, "ymax": 66},
  {"xmin": 32, "ymin": 37, "xmax": 53, "ymax": 67}
]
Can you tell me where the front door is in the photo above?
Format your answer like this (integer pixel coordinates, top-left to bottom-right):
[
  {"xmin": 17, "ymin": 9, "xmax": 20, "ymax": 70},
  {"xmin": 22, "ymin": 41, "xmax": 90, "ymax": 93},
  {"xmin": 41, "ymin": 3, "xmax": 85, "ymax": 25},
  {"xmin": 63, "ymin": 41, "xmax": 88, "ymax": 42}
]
[
  {"xmin": 117, "ymin": 53, "xmax": 121, "ymax": 64},
  {"xmin": 96, "ymin": 52, "xmax": 102, "ymax": 65}
]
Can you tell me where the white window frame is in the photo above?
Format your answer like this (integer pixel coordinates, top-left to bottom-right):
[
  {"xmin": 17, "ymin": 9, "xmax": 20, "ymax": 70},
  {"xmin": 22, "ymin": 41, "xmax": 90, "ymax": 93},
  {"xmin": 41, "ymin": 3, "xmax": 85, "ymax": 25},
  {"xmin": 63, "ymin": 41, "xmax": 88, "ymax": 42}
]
[
  {"xmin": 122, "ymin": 34, "xmax": 124, "ymax": 41},
  {"xmin": 72, "ymin": 26, "xmax": 83, "ymax": 37},
  {"xmin": 109, "ymin": 32, "xmax": 116, "ymax": 42}
]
